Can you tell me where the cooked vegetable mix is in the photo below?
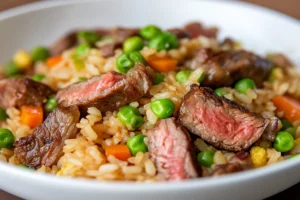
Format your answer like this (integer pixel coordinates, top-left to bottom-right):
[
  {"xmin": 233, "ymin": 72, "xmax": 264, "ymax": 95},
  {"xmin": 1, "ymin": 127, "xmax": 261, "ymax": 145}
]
[
  {"xmin": 176, "ymin": 70, "xmax": 192, "ymax": 83},
  {"xmin": 123, "ymin": 36, "xmax": 144, "ymax": 53},
  {"xmin": 153, "ymin": 73, "xmax": 165, "ymax": 85},
  {"xmin": 32, "ymin": 74, "xmax": 45, "ymax": 81},
  {"xmin": 4, "ymin": 60, "xmax": 20, "ymax": 77},
  {"xmin": 75, "ymin": 44, "xmax": 91, "ymax": 57},
  {"xmin": 214, "ymin": 88, "xmax": 225, "ymax": 97},
  {"xmin": 116, "ymin": 51, "xmax": 146, "ymax": 73},
  {"xmin": 0, "ymin": 128, "xmax": 14, "ymax": 149},
  {"xmin": 0, "ymin": 21, "xmax": 299, "ymax": 182},
  {"xmin": 127, "ymin": 134, "xmax": 148, "ymax": 156},
  {"xmin": 117, "ymin": 106, "xmax": 144, "ymax": 130},
  {"xmin": 31, "ymin": 46, "xmax": 49, "ymax": 62},
  {"xmin": 20, "ymin": 106, "xmax": 43, "ymax": 129},
  {"xmin": 45, "ymin": 97, "xmax": 58, "ymax": 113},
  {"xmin": 148, "ymin": 32, "xmax": 178, "ymax": 51},
  {"xmin": 105, "ymin": 144, "xmax": 131, "ymax": 161},
  {"xmin": 77, "ymin": 31, "xmax": 101, "ymax": 44},
  {"xmin": 140, "ymin": 25, "xmax": 162, "ymax": 40},
  {"xmin": 150, "ymin": 99, "xmax": 175, "ymax": 119},
  {"xmin": 274, "ymin": 131, "xmax": 294, "ymax": 152},
  {"xmin": 46, "ymin": 55, "xmax": 62, "ymax": 67},
  {"xmin": 197, "ymin": 150, "xmax": 215, "ymax": 168},
  {"xmin": 0, "ymin": 107, "xmax": 8, "ymax": 121},
  {"xmin": 234, "ymin": 78, "xmax": 255, "ymax": 94},
  {"xmin": 148, "ymin": 56, "xmax": 177, "ymax": 72}
]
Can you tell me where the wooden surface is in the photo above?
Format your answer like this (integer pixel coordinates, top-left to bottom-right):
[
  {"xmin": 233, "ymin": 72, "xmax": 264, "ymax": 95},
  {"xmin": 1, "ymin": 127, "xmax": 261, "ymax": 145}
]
[{"xmin": 0, "ymin": 0, "xmax": 299, "ymax": 199}]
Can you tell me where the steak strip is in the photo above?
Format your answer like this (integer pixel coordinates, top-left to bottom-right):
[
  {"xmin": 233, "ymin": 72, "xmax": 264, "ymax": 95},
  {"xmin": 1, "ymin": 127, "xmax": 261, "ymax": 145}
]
[
  {"xmin": 192, "ymin": 49, "xmax": 273, "ymax": 88},
  {"xmin": 14, "ymin": 106, "xmax": 80, "ymax": 168},
  {"xmin": 179, "ymin": 86, "xmax": 271, "ymax": 151},
  {"xmin": 0, "ymin": 78, "xmax": 54, "ymax": 109},
  {"xmin": 146, "ymin": 118, "xmax": 199, "ymax": 180},
  {"xmin": 56, "ymin": 64, "xmax": 152, "ymax": 113}
]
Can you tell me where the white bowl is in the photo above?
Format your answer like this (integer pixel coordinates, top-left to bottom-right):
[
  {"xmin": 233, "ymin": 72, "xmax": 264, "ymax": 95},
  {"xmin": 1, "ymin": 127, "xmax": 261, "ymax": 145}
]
[{"xmin": 0, "ymin": 0, "xmax": 300, "ymax": 200}]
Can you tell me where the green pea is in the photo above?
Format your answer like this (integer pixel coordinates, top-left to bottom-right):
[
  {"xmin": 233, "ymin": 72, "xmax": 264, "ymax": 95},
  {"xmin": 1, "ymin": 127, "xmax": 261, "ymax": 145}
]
[
  {"xmin": 129, "ymin": 51, "xmax": 146, "ymax": 64},
  {"xmin": 176, "ymin": 71, "xmax": 192, "ymax": 83},
  {"xmin": 150, "ymin": 98, "xmax": 175, "ymax": 119},
  {"xmin": 72, "ymin": 55, "xmax": 85, "ymax": 71},
  {"xmin": 117, "ymin": 106, "xmax": 144, "ymax": 130},
  {"xmin": 4, "ymin": 60, "xmax": 20, "ymax": 77},
  {"xmin": 140, "ymin": 25, "xmax": 162, "ymax": 40},
  {"xmin": 78, "ymin": 77, "xmax": 87, "ymax": 82},
  {"xmin": 154, "ymin": 73, "xmax": 165, "ymax": 85},
  {"xmin": 32, "ymin": 74, "xmax": 45, "ymax": 81},
  {"xmin": 274, "ymin": 131, "xmax": 294, "ymax": 152},
  {"xmin": 0, "ymin": 107, "xmax": 8, "ymax": 121},
  {"xmin": 116, "ymin": 51, "xmax": 146, "ymax": 74},
  {"xmin": 123, "ymin": 36, "xmax": 144, "ymax": 53},
  {"xmin": 198, "ymin": 73, "xmax": 205, "ymax": 83},
  {"xmin": 75, "ymin": 44, "xmax": 90, "ymax": 57},
  {"xmin": 116, "ymin": 53, "xmax": 135, "ymax": 74},
  {"xmin": 127, "ymin": 134, "xmax": 148, "ymax": 156},
  {"xmin": 215, "ymin": 88, "xmax": 225, "ymax": 97},
  {"xmin": 280, "ymin": 119, "xmax": 293, "ymax": 130},
  {"xmin": 268, "ymin": 67, "xmax": 281, "ymax": 83},
  {"xmin": 31, "ymin": 46, "xmax": 49, "ymax": 61},
  {"xmin": 77, "ymin": 31, "xmax": 101, "ymax": 44},
  {"xmin": 45, "ymin": 96, "xmax": 58, "ymax": 113},
  {"xmin": 148, "ymin": 32, "xmax": 178, "ymax": 51},
  {"xmin": 234, "ymin": 78, "xmax": 255, "ymax": 94},
  {"xmin": 197, "ymin": 150, "xmax": 215, "ymax": 168},
  {"xmin": 0, "ymin": 128, "xmax": 15, "ymax": 149}
]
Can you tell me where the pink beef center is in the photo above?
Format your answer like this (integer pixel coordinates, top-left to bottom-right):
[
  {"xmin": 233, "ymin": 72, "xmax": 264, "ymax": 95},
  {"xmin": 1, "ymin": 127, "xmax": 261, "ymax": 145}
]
[
  {"xmin": 155, "ymin": 123, "xmax": 188, "ymax": 180},
  {"xmin": 195, "ymin": 104, "xmax": 258, "ymax": 142},
  {"xmin": 64, "ymin": 73, "xmax": 124, "ymax": 100}
]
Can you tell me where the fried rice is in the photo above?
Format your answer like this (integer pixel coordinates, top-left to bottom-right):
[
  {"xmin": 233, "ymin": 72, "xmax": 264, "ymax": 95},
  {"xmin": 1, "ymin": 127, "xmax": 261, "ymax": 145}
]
[{"xmin": 1, "ymin": 22, "xmax": 300, "ymax": 182}]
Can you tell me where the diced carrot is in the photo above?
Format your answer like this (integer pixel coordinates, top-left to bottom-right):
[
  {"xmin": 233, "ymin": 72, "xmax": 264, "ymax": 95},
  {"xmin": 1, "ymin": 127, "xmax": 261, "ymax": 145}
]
[
  {"xmin": 105, "ymin": 144, "xmax": 131, "ymax": 161},
  {"xmin": 272, "ymin": 96, "xmax": 300, "ymax": 122},
  {"xmin": 46, "ymin": 55, "xmax": 62, "ymax": 68},
  {"xmin": 147, "ymin": 55, "xmax": 177, "ymax": 72},
  {"xmin": 20, "ymin": 106, "xmax": 43, "ymax": 129}
]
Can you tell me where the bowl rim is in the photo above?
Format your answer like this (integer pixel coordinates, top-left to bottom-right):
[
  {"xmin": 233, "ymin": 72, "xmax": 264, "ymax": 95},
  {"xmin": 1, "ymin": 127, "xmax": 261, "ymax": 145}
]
[{"xmin": 0, "ymin": 0, "xmax": 300, "ymax": 192}]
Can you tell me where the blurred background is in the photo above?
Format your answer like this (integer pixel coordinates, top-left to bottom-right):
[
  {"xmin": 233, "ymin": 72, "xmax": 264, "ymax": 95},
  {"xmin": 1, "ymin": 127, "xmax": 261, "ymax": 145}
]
[
  {"xmin": 0, "ymin": 0, "xmax": 299, "ymax": 200},
  {"xmin": 0, "ymin": 0, "xmax": 299, "ymax": 20}
]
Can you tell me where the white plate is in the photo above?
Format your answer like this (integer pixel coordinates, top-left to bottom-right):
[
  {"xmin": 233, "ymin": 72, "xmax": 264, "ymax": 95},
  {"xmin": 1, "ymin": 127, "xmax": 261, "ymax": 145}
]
[{"xmin": 0, "ymin": 0, "xmax": 300, "ymax": 200}]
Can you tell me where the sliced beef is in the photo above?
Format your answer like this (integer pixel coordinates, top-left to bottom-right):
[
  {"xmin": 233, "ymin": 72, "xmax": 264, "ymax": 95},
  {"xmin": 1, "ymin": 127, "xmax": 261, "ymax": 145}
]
[
  {"xmin": 194, "ymin": 48, "xmax": 214, "ymax": 64},
  {"xmin": 14, "ymin": 106, "xmax": 80, "ymax": 168},
  {"xmin": 50, "ymin": 27, "xmax": 139, "ymax": 57},
  {"xmin": 211, "ymin": 152, "xmax": 252, "ymax": 176},
  {"xmin": 262, "ymin": 117, "xmax": 279, "ymax": 142},
  {"xmin": 167, "ymin": 28, "xmax": 191, "ymax": 39},
  {"xmin": 196, "ymin": 49, "xmax": 273, "ymax": 87},
  {"xmin": 179, "ymin": 86, "xmax": 271, "ymax": 151},
  {"xmin": 220, "ymin": 38, "xmax": 236, "ymax": 50},
  {"xmin": 99, "ymin": 42, "xmax": 122, "ymax": 57},
  {"xmin": 267, "ymin": 53, "xmax": 294, "ymax": 69},
  {"xmin": 184, "ymin": 22, "xmax": 218, "ymax": 39},
  {"xmin": 146, "ymin": 118, "xmax": 199, "ymax": 180},
  {"xmin": 50, "ymin": 31, "xmax": 78, "ymax": 56},
  {"xmin": 98, "ymin": 27, "xmax": 139, "ymax": 57},
  {"xmin": 57, "ymin": 63, "xmax": 152, "ymax": 113},
  {"xmin": 0, "ymin": 78, "xmax": 54, "ymax": 109},
  {"xmin": 110, "ymin": 27, "xmax": 139, "ymax": 43}
]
